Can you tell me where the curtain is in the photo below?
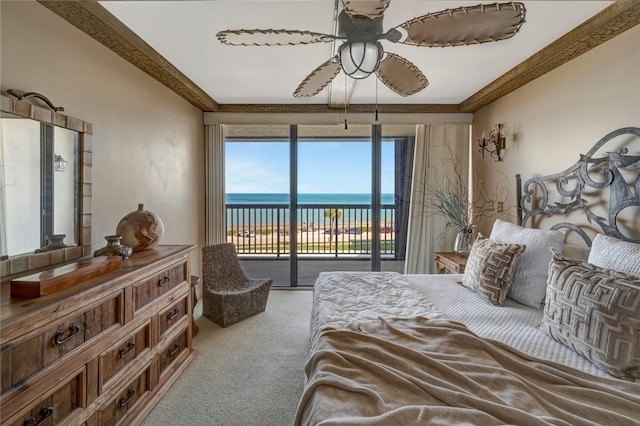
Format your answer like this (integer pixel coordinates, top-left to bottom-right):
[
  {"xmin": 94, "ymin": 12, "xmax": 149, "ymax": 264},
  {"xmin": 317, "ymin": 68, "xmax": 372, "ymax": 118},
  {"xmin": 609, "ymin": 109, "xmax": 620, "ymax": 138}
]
[
  {"xmin": 394, "ymin": 137, "xmax": 414, "ymax": 259},
  {"xmin": 205, "ymin": 124, "xmax": 226, "ymax": 245},
  {"xmin": 404, "ymin": 124, "xmax": 470, "ymax": 274}
]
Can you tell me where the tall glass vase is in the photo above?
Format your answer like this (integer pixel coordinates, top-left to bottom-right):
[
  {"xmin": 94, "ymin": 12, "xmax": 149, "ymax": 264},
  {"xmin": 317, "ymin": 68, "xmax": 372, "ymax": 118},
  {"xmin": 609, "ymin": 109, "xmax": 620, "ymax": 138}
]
[{"xmin": 453, "ymin": 226, "xmax": 474, "ymax": 253}]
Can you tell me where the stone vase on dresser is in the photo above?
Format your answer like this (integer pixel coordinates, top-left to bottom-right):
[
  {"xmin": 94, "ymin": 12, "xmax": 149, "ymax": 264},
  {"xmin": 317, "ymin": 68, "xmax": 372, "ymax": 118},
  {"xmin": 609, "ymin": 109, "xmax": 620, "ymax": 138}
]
[
  {"xmin": 116, "ymin": 203, "xmax": 165, "ymax": 251},
  {"xmin": 34, "ymin": 234, "xmax": 68, "ymax": 253},
  {"xmin": 93, "ymin": 235, "xmax": 133, "ymax": 259}
]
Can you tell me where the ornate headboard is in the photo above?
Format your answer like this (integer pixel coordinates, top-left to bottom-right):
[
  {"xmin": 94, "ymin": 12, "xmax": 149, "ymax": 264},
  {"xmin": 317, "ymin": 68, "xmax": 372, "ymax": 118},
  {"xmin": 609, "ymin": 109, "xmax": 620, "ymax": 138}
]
[{"xmin": 516, "ymin": 127, "xmax": 640, "ymax": 246}]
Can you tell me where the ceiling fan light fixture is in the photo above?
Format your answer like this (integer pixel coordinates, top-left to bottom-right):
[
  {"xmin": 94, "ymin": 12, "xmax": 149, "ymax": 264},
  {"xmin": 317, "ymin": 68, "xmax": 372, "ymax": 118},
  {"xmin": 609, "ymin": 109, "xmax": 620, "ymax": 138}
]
[{"xmin": 339, "ymin": 41, "xmax": 383, "ymax": 79}]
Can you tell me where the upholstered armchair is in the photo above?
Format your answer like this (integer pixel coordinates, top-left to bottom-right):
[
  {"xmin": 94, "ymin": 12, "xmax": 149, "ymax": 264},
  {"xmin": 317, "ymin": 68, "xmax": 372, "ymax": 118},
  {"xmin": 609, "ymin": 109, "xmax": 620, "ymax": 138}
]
[{"xmin": 202, "ymin": 243, "xmax": 272, "ymax": 327}]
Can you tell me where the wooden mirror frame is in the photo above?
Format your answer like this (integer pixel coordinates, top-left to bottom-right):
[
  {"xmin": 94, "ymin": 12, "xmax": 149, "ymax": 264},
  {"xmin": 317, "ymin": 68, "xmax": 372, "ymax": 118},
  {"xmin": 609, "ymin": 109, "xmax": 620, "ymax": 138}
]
[{"xmin": 0, "ymin": 94, "xmax": 92, "ymax": 280}]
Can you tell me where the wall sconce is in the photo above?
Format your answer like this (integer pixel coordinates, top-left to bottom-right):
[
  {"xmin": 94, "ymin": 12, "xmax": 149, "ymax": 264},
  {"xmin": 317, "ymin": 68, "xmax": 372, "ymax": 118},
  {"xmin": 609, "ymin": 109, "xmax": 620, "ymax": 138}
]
[
  {"xmin": 478, "ymin": 123, "xmax": 507, "ymax": 162},
  {"xmin": 54, "ymin": 154, "xmax": 67, "ymax": 172}
]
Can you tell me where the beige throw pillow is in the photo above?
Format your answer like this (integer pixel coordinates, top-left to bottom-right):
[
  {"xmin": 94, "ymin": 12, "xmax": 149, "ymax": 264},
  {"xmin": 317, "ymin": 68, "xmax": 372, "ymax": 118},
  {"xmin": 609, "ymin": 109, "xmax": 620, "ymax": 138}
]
[
  {"xmin": 462, "ymin": 234, "xmax": 526, "ymax": 306},
  {"xmin": 542, "ymin": 249, "xmax": 640, "ymax": 380}
]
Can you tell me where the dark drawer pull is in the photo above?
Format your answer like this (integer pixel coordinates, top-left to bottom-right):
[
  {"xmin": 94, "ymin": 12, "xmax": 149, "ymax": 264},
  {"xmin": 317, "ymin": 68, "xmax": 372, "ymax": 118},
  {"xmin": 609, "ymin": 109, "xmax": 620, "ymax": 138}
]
[
  {"xmin": 167, "ymin": 308, "xmax": 180, "ymax": 320},
  {"xmin": 168, "ymin": 343, "xmax": 180, "ymax": 357},
  {"xmin": 118, "ymin": 388, "xmax": 135, "ymax": 407},
  {"xmin": 53, "ymin": 324, "xmax": 80, "ymax": 345},
  {"xmin": 158, "ymin": 276, "xmax": 170, "ymax": 286},
  {"xmin": 118, "ymin": 341, "xmax": 136, "ymax": 359},
  {"xmin": 24, "ymin": 406, "xmax": 53, "ymax": 426}
]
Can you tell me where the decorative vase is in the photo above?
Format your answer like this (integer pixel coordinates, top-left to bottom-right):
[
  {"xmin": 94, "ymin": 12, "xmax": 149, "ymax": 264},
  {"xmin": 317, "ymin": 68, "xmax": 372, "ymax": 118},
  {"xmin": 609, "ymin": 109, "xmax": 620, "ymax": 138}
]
[
  {"xmin": 453, "ymin": 226, "xmax": 474, "ymax": 253},
  {"xmin": 94, "ymin": 235, "xmax": 133, "ymax": 259},
  {"xmin": 116, "ymin": 203, "xmax": 164, "ymax": 252},
  {"xmin": 34, "ymin": 234, "xmax": 68, "ymax": 253}
]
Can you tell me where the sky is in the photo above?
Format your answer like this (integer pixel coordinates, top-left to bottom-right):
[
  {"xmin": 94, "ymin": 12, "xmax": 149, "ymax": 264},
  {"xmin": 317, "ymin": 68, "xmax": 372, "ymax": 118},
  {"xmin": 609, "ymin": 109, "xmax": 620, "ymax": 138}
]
[{"xmin": 225, "ymin": 140, "xmax": 396, "ymax": 194}]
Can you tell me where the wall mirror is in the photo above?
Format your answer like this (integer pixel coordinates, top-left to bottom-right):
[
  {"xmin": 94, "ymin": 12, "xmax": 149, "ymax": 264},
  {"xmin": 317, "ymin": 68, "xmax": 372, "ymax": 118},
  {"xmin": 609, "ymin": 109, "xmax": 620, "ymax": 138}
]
[{"xmin": 0, "ymin": 93, "xmax": 92, "ymax": 280}]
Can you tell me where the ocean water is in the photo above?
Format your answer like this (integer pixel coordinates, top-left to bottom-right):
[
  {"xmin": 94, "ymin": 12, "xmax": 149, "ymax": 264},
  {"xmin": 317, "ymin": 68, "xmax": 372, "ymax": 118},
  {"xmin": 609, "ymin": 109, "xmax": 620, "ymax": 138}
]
[
  {"xmin": 227, "ymin": 193, "xmax": 395, "ymax": 205},
  {"xmin": 226, "ymin": 193, "xmax": 395, "ymax": 227}
]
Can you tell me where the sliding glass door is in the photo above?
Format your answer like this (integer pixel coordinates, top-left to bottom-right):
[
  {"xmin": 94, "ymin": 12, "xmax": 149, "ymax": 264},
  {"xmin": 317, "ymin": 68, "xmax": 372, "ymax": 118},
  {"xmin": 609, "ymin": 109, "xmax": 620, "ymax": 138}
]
[
  {"xmin": 381, "ymin": 125, "xmax": 416, "ymax": 272},
  {"xmin": 296, "ymin": 124, "xmax": 374, "ymax": 285},
  {"xmin": 224, "ymin": 125, "xmax": 291, "ymax": 287},
  {"xmin": 224, "ymin": 123, "xmax": 415, "ymax": 287}
]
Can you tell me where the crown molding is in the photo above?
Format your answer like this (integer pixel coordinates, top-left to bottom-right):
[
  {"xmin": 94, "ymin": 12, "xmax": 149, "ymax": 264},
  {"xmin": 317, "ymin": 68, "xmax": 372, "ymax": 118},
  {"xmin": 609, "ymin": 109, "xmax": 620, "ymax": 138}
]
[
  {"xmin": 459, "ymin": 0, "xmax": 640, "ymax": 112},
  {"xmin": 38, "ymin": 0, "xmax": 639, "ymax": 114},
  {"xmin": 204, "ymin": 112, "xmax": 473, "ymax": 126},
  {"xmin": 217, "ymin": 103, "xmax": 461, "ymax": 114}
]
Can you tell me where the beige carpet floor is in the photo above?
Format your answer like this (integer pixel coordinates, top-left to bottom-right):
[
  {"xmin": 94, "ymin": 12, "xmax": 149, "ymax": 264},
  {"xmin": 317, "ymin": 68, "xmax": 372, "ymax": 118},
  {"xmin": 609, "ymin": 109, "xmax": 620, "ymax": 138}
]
[{"xmin": 142, "ymin": 289, "xmax": 313, "ymax": 426}]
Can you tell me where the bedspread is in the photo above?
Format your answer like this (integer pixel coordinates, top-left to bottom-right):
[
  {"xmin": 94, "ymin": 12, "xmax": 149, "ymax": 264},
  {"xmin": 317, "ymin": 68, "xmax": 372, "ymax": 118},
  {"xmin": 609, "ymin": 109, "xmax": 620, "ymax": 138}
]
[
  {"xmin": 295, "ymin": 317, "xmax": 640, "ymax": 426},
  {"xmin": 309, "ymin": 272, "xmax": 445, "ymax": 350}
]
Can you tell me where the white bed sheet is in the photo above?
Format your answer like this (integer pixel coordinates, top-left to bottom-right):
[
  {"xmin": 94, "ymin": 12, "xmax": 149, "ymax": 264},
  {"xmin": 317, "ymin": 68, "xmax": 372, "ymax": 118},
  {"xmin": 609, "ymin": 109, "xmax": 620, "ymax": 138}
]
[{"xmin": 405, "ymin": 273, "xmax": 611, "ymax": 378}]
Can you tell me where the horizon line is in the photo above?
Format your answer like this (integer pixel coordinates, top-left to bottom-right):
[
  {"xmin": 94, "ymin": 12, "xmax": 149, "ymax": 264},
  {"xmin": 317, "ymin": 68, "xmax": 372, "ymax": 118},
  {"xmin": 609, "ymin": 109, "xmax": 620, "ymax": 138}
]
[{"xmin": 227, "ymin": 192, "xmax": 395, "ymax": 194}]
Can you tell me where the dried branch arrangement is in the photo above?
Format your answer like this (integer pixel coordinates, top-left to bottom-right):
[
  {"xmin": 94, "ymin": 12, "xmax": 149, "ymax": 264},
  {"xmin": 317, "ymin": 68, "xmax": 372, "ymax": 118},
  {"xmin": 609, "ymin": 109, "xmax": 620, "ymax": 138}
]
[{"xmin": 415, "ymin": 147, "xmax": 514, "ymax": 236}]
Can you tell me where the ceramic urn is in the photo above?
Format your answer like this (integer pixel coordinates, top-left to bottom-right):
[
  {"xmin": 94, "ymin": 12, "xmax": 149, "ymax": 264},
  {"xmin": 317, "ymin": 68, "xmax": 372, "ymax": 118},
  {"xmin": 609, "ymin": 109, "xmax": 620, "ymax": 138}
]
[{"xmin": 116, "ymin": 203, "xmax": 165, "ymax": 251}]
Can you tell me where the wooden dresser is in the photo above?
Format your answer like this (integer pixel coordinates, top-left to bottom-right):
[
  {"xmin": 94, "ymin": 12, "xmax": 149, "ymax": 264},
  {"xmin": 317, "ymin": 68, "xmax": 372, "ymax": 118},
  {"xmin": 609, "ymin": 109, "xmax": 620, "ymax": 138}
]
[{"xmin": 0, "ymin": 245, "xmax": 196, "ymax": 426}]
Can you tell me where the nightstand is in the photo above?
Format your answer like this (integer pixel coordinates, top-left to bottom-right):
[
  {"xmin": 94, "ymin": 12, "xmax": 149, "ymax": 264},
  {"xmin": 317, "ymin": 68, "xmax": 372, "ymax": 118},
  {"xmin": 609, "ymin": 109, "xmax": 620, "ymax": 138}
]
[{"xmin": 434, "ymin": 252, "xmax": 468, "ymax": 274}]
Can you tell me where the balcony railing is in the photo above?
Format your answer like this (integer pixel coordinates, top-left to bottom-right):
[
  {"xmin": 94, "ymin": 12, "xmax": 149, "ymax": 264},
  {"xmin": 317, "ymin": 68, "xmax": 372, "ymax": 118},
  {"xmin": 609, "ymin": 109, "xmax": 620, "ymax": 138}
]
[{"xmin": 226, "ymin": 203, "xmax": 396, "ymax": 257}]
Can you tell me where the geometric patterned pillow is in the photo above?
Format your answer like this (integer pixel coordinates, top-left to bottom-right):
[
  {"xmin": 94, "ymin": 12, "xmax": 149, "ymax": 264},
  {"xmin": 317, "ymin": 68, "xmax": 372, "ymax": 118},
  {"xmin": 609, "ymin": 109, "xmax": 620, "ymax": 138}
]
[
  {"xmin": 541, "ymin": 249, "xmax": 640, "ymax": 380},
  {"xmin": 461, "ymin": 234, "xmax": 526, "ymax": 306}
]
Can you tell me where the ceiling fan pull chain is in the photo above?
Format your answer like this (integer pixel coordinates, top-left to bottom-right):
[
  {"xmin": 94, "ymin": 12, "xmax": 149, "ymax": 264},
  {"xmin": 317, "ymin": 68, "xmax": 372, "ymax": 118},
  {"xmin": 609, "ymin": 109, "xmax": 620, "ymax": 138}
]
[
  {"xmin": 375, "ymin": 78, "xmax": 379, "ymax": 122},
  {"xmin": 344, "ymin": 74, "xmax": 348, "ymax": 130}
]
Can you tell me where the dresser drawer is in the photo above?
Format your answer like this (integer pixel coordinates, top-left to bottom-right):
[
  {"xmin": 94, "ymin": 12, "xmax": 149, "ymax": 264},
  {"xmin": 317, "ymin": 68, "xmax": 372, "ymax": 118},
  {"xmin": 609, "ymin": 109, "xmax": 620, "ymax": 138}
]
[
  {"xmin": 99, "ymin": 321, "xmax": 151, "ymax": 393},
  {"xmin": 158, "ymin": 295, "xmax": 188, "ymax": 341},
  {"xmin": 97, "ymin": 365, "xmax": 151, "ymax": 426},
  {"xmin": 133, "ymin": 263, "xmax": 187, "ymax": 312},
  {"xmin": 157, "ymin": 328, "xmax": 189, "ymax": 380},
  {"xmin": 1, "ymin": 291, "xmax": 123, "ymax": 394},
  {"xmin": 1, "ymin": 246, "xmax": 195, "ymax": 426},
  {"xmin": 3, "ymin": 366, "xmax": 85, "ymax": 426}
]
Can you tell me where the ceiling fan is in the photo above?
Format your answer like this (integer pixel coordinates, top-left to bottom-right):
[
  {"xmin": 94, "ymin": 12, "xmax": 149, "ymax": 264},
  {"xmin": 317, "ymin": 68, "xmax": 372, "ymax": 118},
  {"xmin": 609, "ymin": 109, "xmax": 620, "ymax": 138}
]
[{"xmin": 217, "ymin": 1, "xmax": 526, "ymax": 98}]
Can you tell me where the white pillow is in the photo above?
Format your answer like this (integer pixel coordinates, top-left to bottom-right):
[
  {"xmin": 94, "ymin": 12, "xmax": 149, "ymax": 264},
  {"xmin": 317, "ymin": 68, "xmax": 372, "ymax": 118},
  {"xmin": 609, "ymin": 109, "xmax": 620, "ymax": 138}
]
[
  {"xmin": 490, "ymin": 219, "xmax": 566, "ymax": 308},
  {"xmin": 562, "ymin": 244, "xmax": 591, "ymax": 262},
  {"xmin": 588, "ymin": 234, "xmax": 640, "ymax": 277}
]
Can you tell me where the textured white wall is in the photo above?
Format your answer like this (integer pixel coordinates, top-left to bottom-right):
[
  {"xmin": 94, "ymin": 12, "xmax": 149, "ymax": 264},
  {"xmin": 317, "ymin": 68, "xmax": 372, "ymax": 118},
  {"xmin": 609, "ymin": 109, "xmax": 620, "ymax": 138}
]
[
  {"xmin": 472, "ymin": 24, "xmax": 640, "ymax": 237},
  {"xmin": 0, "ymin": 1, "xmax": 205, "ymax": 273}
]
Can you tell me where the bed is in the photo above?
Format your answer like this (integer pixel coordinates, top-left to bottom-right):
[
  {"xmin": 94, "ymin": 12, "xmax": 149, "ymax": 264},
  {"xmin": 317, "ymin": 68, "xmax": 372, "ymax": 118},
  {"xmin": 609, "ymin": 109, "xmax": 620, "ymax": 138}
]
[{"xmin": 294, "ymin": 127, "xmax": 640, "ymax": 425}]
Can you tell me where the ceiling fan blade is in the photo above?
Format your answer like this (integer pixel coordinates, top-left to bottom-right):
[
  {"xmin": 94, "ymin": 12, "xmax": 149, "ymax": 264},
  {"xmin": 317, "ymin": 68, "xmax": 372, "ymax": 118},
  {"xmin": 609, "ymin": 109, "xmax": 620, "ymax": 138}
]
[
  {"xmin": 342, "ymin": 0, "xmax": 390, "ymax": 19},
  {"xmin": 397, "ymin": 2, "xmax": 525, "ymax": 47},
  {"xmin": 293, "ymin": 58, "xmax": 342, "ymax": 98},
  {"xmin": 376, "ymin": 53, "xmax": 428, "ymax": 97},
  {"xmin": 217, "ymin": 29, "xmax": 334, "ymax": 46}
]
